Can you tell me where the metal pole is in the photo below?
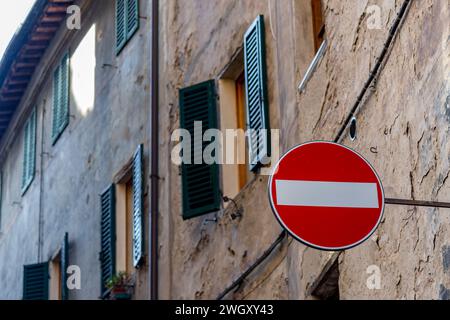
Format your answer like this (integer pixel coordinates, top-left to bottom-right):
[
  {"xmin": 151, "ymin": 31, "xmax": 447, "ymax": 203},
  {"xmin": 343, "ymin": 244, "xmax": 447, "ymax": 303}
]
[{"xmin": 385, "ymin": 198, "xmax": 450, "ymax": 209}]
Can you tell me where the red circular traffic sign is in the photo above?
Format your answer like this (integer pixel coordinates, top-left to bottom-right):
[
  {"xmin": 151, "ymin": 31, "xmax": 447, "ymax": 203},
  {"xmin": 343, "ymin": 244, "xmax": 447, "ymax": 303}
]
[{"xmin": 269, "ymin": 141, "xmax": 384, "ymax": 251}]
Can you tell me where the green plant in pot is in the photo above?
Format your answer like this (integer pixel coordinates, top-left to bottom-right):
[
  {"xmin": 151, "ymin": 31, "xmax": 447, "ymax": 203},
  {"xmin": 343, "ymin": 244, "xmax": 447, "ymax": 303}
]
[{"xmin": 106, "ymin": 272, "xmax": 133, "ymax": 300}]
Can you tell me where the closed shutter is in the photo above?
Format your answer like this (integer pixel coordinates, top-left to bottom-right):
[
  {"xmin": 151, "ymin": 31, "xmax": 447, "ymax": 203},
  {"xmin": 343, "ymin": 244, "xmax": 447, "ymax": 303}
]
[
  {"xmin": 179, "ymin": 80, "xmax": 220, "ymax": 220},
  {"xmin": 116, "ymin": 0, "xmax": 139, "ymax": 54},
  {"xmin": 61, "ymin": 232, "xmax": 69, "ymax": 300},
  {"xmin": 52, "ymin": 54, "xmax": 70, "ymax": 144},
  {"xmin": 100, "ymin": 185, "xmax": 116, "ymax": 297},
  {"xmin": 23, "ymin": 263, "xmax": 49, "ymax": 300},
  {"xmin": 244, "ymin": 15, "xmax": 271, "ymax": 172},
  {"xmin": 132, "ymin": 144, "xmax": 144, "ymax": 267},
  {"xmin": 22, "ymin": 109, "xmax": 36, "ymax": 193}
]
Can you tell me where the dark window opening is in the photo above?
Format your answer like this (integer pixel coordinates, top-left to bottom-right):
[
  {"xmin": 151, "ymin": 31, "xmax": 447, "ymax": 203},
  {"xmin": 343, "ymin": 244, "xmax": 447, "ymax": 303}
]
[
  {"xmin": 311, "ymin": 258, "xmax": 340, "ymax": 300},
  {"xmin": 311, "ymin": 0, "xmax": 325, "ymax": 52}
]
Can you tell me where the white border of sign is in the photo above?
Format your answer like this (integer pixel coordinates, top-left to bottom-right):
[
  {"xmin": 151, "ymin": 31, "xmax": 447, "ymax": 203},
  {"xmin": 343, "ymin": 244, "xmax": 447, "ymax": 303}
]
[{"xmin": 268, "ymin": 141, "xmax": 385, "ymax": 251}]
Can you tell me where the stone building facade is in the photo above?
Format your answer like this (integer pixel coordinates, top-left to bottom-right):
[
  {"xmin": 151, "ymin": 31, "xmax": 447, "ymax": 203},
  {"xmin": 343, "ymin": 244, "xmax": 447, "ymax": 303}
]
[
  {"xmin": 0, "ymin": 0, "xmax": 152, "ymax": 300},
  {"xmin": 0, "ymin": 0, "xmax": 449, "ymax": 300}
]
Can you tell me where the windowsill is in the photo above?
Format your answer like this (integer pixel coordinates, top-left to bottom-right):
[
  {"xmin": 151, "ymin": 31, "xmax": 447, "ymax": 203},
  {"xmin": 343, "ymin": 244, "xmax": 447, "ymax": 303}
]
[{"xmin": 298, "ymin": 40, "xmax": 328, "ymax": 93}]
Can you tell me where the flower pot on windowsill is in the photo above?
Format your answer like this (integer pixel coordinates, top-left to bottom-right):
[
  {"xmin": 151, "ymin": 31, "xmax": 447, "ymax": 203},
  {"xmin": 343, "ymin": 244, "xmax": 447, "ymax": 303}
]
[
  {"xmin": 106, "ymin": 272, "xmax": 134, "ymax": 300},
  {"xmin": 111, "ymin": 286, "xmax": 132, "ymax": 300}
]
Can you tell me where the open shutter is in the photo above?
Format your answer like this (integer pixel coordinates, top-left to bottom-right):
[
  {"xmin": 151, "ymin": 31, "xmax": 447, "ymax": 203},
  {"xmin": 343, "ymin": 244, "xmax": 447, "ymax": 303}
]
[
  {"xmin": 100, "ymin": 185, "xmax": 116, "ymax": 297},
  {"xmin": 22, "ymin": 109, "xmax": 36, "ymax": 193},
  {"xmin": 52, "ymin": 54, "xmax": 69, "ymax": 144},
  {"xmin": 126, "ymin": 0, "xmax": 139, "ymax": 39},
  {"xmin": 244, "ymin": 15, "xmax": 271, "ymax": 172},
  {"xmin": 132, "ymin": 144, "xmax": 144, "ymax": 267},
  {"xmin": 52, "ymin": 66, "xmax": 61, "ymax": 140},
  {"xmin": 29, "ymin": 109, "xmax": 36, "ymax": 184},
  {"xmin": 22, "ymin": 119, "xmax": 30, "ymax": 189},
  {"xmin": 179, "ymin": 80, "xmax": 220, "ymax": 220},
  {"xmin": 116, "ymin": 0, "xmax": 139, "ymax": 54},
  {"xmin": 59, "ymin": 54, "xmax": 70, "ymax": 134},
  {"xmin": 116, "ymin": 0, "xmax": 126, "ymax": 52},
  {"xmin": 61, "ymin": 232, "xmax": 69, "ymax": 300},
  {"xmin": 23, "ymin": 263, "xmax": 49, "ymax": 300}
]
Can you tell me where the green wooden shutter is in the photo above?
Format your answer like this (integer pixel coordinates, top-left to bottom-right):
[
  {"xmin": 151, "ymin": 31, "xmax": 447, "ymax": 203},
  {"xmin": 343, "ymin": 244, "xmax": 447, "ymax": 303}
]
[
  {"xmin": 29, "ymin": 109, "xmax": 36, "ymax": 183},
  {"xmin": 116, "ymin": 0, "xmax": 139, "ymax": 54},
  {"xmin": 52, "ymin": 54, "xmax": 70, "ymax": 144},
  {"xmin": 244, "ymin": 15, "xmax": 271, "ymax": 172},
  {"xmin": 22, "ymin": 119, "xmax": 30, "ymax": 189},
  {"xmin": 61, "ymin": 232, "xmax": 69, "ymax": 300},
  {"xmin": 132, "ymin": 144, "xmax": 144, "ymax": 267},
  {"xmin": 100, "ymin": 185, "xmax": 116, "ymax": 297},
  {"xmin": 116, "ymin": 0, "xmax": 126, "ymax": 53},
  {"xmin": 59, "ymin": 54, "xmax": 70, "ymax": 134},
  {"xmin": 22, "ymin": 109, "xmax": 36, "ymax": 194},
  {"xmin": 52, "ymin": 65, "xmax": 61, "ymax": 140},
  {"xmin": 126, "ymin": 0, "xmax": 139, "ymax": 39},
  {"xmin": 23, "ymin": 263, "xmax": 49, "ymax": 300},
  {"xmin": 179, "ymin": 80, "xmax": 220, "ymax": 220}
]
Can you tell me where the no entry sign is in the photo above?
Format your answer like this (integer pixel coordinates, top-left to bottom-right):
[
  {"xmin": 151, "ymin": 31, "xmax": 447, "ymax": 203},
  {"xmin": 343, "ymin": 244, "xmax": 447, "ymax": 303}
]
[{"xmin": 268, "ymin": 141, "xmax": 384, "ymax": 251}]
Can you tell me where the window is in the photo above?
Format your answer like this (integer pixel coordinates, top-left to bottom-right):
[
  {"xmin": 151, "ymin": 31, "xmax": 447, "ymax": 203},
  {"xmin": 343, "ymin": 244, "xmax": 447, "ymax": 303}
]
[
  {"xmin": 116, "ymin": 178, "xmax": 136, "ymax": 274},
  {"xmin": 298, "ymin": 1, "xmax": 327, "ymax": 92},
  {"xmin": 178, "ymin": 16, "xmax": 270, "ymax": 219},
  {"xmin": 311, "ymin": 0, "xmax": 325, "ymax": 52},
  {"xmin": 219, "ymin": 58, "xmax": 249, "ymax": 200},
  {"xmin": 23, "ymin": 263, "xmax": 49, "ymax": 300},
  {"xmin": 115, "ymin": 145, "xmax": 145, "ymax": 273},
  {"xmin": 235, "ymin": 74, "xmax": 248, "ymax": 189},
  {"xmin": 49, "ymin": 254, "xmax": 62, "ymax": 300},
  {"xmin": 49, "ymin": 233, "xmax": 69, "ymax": 300},
  {"xmin": 52, "ymin": 53, "xmax": 70, "ymax": 144},
  {"xmin": 310, "ymin": 258, "xmax": 340, "ymax": 300},
  {"xmin": 101, "ymin": 146, "xmax": 144, "ymax": 296},
  {"xmin": 116, "ymin": 0, "xmax": 139, "ymax": 54},
  {"xmin": 22, "ymin": 109, "xmax": 36, "ymax": 194}
]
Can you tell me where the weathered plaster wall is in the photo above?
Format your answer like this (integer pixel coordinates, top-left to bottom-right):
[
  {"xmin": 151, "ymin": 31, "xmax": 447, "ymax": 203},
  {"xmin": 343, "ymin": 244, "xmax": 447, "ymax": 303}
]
[
  {"xmin": 0, "ymin": 0, "xmax": 447, "ymax": 301},
  {"xmin": 0, "ymin": 112, "xmax": 41, "ymax": 299},
  {"xmin": 159, "ymin": 0, "xmax": 450, "ymax": 300},
  {"xmin": 291, "ymin": 0, "xmax": 449, "ymax": 300},
  {"xmin": 157, "ymin": 0, "xmax": 318, "ymax": 300},
  {"xmin": 337, "ymin": 0, "xmax": 450, "ymax": 299},
  {"xmin": 0, "ymin": 0, "xmax": 152, "ymax": 299}
]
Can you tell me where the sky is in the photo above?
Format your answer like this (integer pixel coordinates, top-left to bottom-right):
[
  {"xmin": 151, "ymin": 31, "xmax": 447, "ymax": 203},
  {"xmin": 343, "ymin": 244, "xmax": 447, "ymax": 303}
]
[{"xmin": 0, "ymin": 0, "xmax": 35, "ymax": 61}]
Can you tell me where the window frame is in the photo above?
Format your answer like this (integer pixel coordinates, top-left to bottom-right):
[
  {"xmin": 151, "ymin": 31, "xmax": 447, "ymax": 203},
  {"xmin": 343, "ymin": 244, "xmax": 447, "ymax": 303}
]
[{"xmin": 311, "ymin": 0, "xmax": 325, "ymax": 52}]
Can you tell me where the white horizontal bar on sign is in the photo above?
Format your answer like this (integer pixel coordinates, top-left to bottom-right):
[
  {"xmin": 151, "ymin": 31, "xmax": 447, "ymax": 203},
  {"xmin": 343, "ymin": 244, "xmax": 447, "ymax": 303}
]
[{"xmin": 275, "ymin": 180, "xmax": 379, "ymax": 209}]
